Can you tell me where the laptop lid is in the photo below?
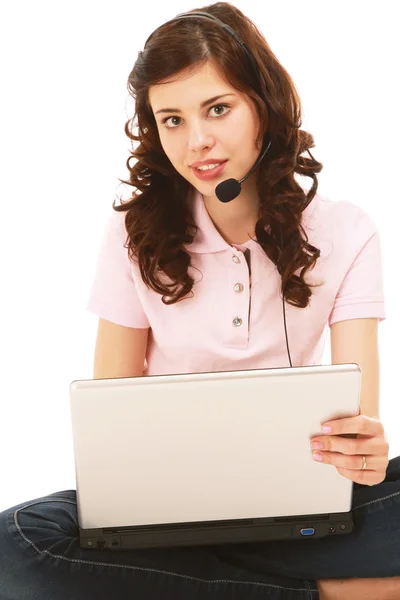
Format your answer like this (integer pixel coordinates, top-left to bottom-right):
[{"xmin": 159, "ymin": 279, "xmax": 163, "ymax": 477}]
[{"xmin": 69, "ymin": 364, "xmax": 360, "ymax": 530}]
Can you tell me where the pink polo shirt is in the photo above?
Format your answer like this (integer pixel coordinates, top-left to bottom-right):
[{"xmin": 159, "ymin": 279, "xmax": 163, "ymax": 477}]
[{"xmin": 87, "ymin": 187, "xmax": 385, "ymax": 375}]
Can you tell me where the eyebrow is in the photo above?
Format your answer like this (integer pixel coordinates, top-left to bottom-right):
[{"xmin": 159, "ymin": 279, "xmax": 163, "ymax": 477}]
[{"xmin": 154, "ymin": 93, "xmax": 236, "ymax": 115}]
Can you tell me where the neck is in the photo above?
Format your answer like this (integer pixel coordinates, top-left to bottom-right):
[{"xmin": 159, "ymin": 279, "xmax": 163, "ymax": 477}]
[{"xmin": 202, "ymin": 175, "xmax": 260, "ymax": 245}]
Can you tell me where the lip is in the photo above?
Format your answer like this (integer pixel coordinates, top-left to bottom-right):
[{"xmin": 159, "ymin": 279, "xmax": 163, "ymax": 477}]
[
  {"xmin": 191, "ymin": 160, "xmax": 228, "ymax": 181},
  {"xmin": 190, "ymin": 158, "xmax": 228, "ymax": 168}
]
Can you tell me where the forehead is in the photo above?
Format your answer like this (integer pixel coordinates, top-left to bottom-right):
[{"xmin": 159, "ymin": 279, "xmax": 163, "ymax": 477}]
[{"xmin": 148, "ymin": 61, "xmax": 236, "ymax": 110}]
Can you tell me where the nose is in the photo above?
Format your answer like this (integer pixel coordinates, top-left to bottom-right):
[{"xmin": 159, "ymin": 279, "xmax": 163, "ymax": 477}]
[{"xmin": 187, "ymin": 120, "xmax": 215, "ymax": 153}]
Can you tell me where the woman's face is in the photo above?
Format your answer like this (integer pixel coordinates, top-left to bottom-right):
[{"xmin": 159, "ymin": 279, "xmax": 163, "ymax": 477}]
[{"xmin": 149, "ymin": 60, "xmax": 261, "ymax": 201}]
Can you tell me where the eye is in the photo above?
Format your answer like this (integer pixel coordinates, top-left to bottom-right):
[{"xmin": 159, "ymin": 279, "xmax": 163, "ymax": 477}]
[
  {"xmin": 162, "ymin": 115, "xmax": 182, "ymax": 129},
  {"xmin": 209, "ymin": 104, "xmax": 230, "ymax": 117},
  {"xmin": 161, "ymin": 103, "xmax": 231, "ymax": 130}
]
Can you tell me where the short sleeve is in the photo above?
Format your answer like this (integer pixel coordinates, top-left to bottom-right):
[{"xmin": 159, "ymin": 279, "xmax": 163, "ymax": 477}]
[
  {"xmin": 86, "ymin": 211, "xmax": 150, "ymax": 328},
  {"xmin": 329, "ymin": 226, "xmax": 386, "ymax": 326}
]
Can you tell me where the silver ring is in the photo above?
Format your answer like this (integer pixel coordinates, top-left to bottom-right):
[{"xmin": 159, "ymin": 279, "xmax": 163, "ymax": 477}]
[{"xmin": 361, "ymin": 455, "xmax": 367, "ymax": 470}]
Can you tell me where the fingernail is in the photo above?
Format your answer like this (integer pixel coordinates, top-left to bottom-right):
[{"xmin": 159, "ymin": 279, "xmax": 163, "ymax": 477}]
[
  {"xmin": 312, "ymin": 452, "xmax": 323, "ymax": 461},
  {"xmin": 322, "ymin": 425, "xmax": 332, "ymax": 433},
  {"xmin": 311, "ymin": 441, "xmax": 323, "ymax": 450}
]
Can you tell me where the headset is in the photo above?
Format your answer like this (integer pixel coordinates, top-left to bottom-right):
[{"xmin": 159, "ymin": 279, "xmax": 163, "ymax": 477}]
[{"xmin": 144, "ymin": 11, "xmax": 293, "ymax": 368}]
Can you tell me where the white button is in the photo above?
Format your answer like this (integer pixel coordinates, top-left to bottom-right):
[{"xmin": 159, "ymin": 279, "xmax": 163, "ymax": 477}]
[
  {"xmin": 232, "ymin": 255, "xmax": 240, "ymax": 264},
  {"xmin": 232, "ymin": 317, "xmax": 242, "ymax": 327},
  {"xmin": 234, "ymin": 283, "xmax": 244, "ymax": 293}
]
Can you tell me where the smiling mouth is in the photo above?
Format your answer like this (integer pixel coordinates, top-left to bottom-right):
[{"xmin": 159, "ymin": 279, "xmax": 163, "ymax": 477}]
[
  {"xmin": 195, "ymin": 162, "xmax": 226, "ymax": 171},
  {"xmin": 191, "ymin": 160, "xmax": 228, "ymax": 180}
]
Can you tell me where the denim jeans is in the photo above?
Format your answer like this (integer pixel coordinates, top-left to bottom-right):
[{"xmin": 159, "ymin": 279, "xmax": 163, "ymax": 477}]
[{"xmin": 1, "ymin": 457, "xmax": 400, "ymax": 600}]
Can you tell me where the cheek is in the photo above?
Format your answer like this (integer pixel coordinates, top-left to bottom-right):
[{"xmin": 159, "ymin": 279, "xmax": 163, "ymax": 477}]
[
  {"xmin": 159, "ymin": 133, "xmax": 183, "ymax": 166},
  {"xmin": 227, "ymin": 110, "xmax": 258, "ymax": 147}
]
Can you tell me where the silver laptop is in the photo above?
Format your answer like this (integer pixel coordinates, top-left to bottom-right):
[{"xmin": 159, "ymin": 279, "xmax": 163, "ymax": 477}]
[{"xmin": 69, "ymin": 364, "xmax": 360, "ymax": 550}]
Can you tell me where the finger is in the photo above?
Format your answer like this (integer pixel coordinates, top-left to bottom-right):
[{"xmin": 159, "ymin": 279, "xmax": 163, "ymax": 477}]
[
  {"xmin": 335, "ymin": 466, "xmax": 387, "ymax": 486},
  {"xmin": 312, "ymin": 450, "xmax": 387, "ymax": 471},
  {"xmin": 321, "ymin": 415, "xmax": 383, "ymax": 437},
  {"xmin": 310, "ymin": 435, "xmax": 388, "ymax": 456}
]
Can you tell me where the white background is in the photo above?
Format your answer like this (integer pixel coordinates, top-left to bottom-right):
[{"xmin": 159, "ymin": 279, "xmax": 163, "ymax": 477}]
[{"xmin": 1, "ymin": 1, "xmax": 399, "ymax": 511}]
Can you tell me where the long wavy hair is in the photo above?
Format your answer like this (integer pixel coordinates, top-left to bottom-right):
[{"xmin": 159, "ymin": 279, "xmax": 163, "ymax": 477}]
[{"xmin": 114, "ymin": 2, "xmax": 323, "ymax": 307}]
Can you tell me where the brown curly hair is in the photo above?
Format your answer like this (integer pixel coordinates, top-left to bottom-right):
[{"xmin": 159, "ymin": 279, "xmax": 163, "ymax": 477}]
[{"xmin": 114, "ymin": 2, "xmax": 323, "ymax": 308}]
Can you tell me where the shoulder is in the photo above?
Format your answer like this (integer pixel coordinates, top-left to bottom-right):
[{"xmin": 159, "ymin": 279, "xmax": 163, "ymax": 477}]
[
  {"xmin": 92, "ymin": 208, "xmax": 135, "ymax": 274},
  {"xmin": 97, "ymin": 208, "xmax": 130, "ymax": 253},
  {"xmin": 106, "ymin": 207, "xmax": 128, "ymax": 235},
  {"xmin": 302, "ymin": 192, "xmax": 378, "ymax": 245}
]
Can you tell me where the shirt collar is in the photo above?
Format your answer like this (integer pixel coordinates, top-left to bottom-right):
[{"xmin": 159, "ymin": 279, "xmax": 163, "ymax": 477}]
[
  {"xmin": 185, "ymin": 186, "xmax": 317, "ymax": 256},
  {"xmin": 185, "ymin": 187, "xmax": 231, "ymax": 254},
  {"xmin": 185, "ymin": 187, "xmax": 265, "ymax": 255}
]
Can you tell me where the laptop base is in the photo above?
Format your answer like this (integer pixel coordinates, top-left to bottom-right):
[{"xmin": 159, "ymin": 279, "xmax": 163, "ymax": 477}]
[{"xmin": 79, "ymin": 511, "xmax": 354, "ymax": 550}]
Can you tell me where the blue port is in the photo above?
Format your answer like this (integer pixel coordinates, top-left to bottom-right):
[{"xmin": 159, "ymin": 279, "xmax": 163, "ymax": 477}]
[{"xmin": 300, "ymin": 528, "xmax": 315, "ymax": 536}]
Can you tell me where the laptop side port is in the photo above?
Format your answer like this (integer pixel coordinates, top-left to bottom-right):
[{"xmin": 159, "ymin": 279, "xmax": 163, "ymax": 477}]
[{"xmin": 300, "ymin": 528, "xmax": 315, "ymax": 536}]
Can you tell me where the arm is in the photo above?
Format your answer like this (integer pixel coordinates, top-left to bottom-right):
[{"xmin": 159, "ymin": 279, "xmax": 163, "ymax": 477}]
[
  {"xmin": 330, "ymin": 317, "xmax": 380, "ymax": 419},
  {"xmin": 93, "ymin": 317, "xmax": 149, "ymax": 379},
  {"xmin": 313, "ymin": 317, "xmax": 389, "ymax": 485}
]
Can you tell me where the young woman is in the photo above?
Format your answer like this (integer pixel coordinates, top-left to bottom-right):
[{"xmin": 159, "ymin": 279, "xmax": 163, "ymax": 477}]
[{"xmin": 1, "ymin": 4, "xmax": 399, "ymax": 599}]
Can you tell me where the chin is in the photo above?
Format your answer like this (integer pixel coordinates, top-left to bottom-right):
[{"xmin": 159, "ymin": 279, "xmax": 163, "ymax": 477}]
[
  {"xmin": 196, "ymin": 182, "xmax": 220, "ymax": 198},
  {"xmin": 187, "ymin": 178, "xmax": 213, "ymax": 195}
]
